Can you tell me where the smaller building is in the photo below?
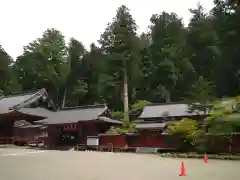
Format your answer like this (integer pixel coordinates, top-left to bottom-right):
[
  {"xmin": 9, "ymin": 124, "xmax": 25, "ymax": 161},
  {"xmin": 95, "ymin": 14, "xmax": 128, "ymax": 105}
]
[
  {"xmin": 132, "ymin": 102, "xmax": 208, "ymax": 149},
  {"xmin": 34, "ymin": 104, "xmax": 122, "ymax": 147}
]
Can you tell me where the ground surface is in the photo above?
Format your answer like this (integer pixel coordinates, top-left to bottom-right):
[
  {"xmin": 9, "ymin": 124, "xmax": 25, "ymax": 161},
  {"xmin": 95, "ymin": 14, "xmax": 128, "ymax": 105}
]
[{"xmin": 0, "ymin": 147, "xmax": 239, "ymax": 180}]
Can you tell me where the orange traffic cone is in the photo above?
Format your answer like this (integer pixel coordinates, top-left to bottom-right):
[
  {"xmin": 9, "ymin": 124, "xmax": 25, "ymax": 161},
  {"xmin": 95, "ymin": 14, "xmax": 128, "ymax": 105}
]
[
  {"xmin": 179, "ymin": 161, "xmax": 186, "ymax": 176},
  {"xmin": 204, "ymin": 153, "xmax": 208, "ymax": 163}
]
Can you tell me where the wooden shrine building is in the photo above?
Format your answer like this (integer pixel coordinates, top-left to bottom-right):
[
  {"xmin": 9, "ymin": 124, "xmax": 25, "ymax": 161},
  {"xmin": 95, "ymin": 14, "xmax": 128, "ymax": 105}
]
[
  {"xmin": 35, "ymin": 105, "xmax": 122, "ymax": 147},
  {"xmin": 0, "ymin": 88, "xmax": 121, "ymax": 147},
  {"xmin": 0, "ymin": 89, "xmax": 55, "ymax": 143},
  {"xmin": 131, "ymin": 102, "xmax": 208, "ymax": 149}
]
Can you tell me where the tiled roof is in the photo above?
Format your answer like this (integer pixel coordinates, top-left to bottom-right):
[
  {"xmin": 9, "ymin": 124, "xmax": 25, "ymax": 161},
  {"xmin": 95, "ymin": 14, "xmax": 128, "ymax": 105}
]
[
  {"xmin": 36, "ymin": 104, "xmax": 109, "ymax": 125},
  {"xmin": 138, "ymin": 102, "xmax": 206, "ymax": 119},
  {"xmin": 17, "ymin": 107, "xmax": 55, "ymax": 118},
  {"xmin": 0, "ymin": 89, "xmax": 48, "ymax": 114},
  {"xmin": 98, "ymin": 116, "xmax": 122, "ymax": 124},
  {"xmin": 18, "ymin": 124, "xmax": 43, "ymax": 128},
  {"xmin": 136, "ymin": 122, "xmax": 167, "ymax": 129}
]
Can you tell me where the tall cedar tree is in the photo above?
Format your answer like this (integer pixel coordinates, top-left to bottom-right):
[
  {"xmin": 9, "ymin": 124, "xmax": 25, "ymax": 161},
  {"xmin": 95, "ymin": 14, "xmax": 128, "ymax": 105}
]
[{"xmin": 99, "ymin": 5, "xmax": 139, "ymax": 121}]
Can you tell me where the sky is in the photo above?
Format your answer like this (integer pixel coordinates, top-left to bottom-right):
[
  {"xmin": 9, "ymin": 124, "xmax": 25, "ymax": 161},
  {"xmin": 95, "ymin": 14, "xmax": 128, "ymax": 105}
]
[{"xmin": 0, "ymin": 0, "xmax": 214, "ymax": 59}]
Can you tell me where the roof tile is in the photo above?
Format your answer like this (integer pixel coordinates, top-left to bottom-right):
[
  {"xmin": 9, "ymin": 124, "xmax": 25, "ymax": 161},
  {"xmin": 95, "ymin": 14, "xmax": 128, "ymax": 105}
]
[
  {"xmin": 138, "ymin": 102, "xmax": 206, "ymax": 119},
  {"xmin": 37, "ymin": 104, "xmax": 108, "ymax": 124},
  {"xmin": 0, "ymin": 89, "xmax": 47, "ymax": 114}
]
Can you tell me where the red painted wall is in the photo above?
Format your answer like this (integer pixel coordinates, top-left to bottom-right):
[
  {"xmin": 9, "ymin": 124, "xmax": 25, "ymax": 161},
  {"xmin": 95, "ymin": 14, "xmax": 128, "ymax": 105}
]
[
  {"xmin": 232, "ymin": 135, "xmax": 240, "ymax": 151},
  {"xmin": 99, "ymin": 132, "xmax": 181, "ymax": 149},
  {"xmin": 132, "ymin": 131, "xmax": 180, "ymax": 149},
  {"xmin": 99, "ymin": 134, "xmax": 126, "ymax": 148}
]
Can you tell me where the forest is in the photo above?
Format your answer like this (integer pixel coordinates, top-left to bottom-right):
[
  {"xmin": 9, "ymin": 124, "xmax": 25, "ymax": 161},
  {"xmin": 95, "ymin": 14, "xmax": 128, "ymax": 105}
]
[{"xmin": 0, "ymin": 0, "xmax": 240, "ymax": 119}]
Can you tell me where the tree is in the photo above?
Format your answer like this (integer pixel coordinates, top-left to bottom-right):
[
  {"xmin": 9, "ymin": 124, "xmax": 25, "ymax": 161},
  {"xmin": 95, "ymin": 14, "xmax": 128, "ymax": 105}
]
[
  {"xmin": 63, "ymin": 38, "xmax": 88, "ymax": 107},
  {"xmin": 148, "ymin": 12, "xmax": 195, "ymax": 102},
  {"xmin": 99, "ymin": 5, "xmax": 139, "ymax": 121},
  {"xmin": 3, "ymin": 1, "xmax": 240, "ymax": 121},
  {"xmin": 205, "ymin": 97, "xmax": 240, "ymax": 152},
  {"xmin": 19, "ymin": 28, "xmax": 69, "ymax": 106},
  {"xmin": 166, "ymin": 118, "xmax": 202, "ymax": 147},
  {"xmin": 16, "ymin": 29, "xmax": 89, "ymax": 108},
  {"xmin": 0, "ymin": 45, "xmax": 21, "ymax": 95},
  {"xmin": 211, "ymin": 0, "xmax": 240, "ymax": 96},
  {"xmin": 131, "ymin": 100, "xmax": 152, "ymax": 112},
  {"xmin": 186, "ymin": 76, "xmax": 215, "ymax": 114},
  {"xmin": 187, "ymin": 4, "xmax": 219, "ymax": 81}
]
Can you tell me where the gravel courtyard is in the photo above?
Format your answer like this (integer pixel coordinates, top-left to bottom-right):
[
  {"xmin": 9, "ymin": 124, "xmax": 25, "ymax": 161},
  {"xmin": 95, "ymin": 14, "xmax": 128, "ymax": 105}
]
[{"xmin": 0, "ymin": 147, "xmax": 239, "ymax": 180}]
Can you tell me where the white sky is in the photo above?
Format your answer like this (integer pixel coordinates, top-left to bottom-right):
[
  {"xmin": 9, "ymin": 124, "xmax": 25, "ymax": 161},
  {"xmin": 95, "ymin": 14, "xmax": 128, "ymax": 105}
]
[{"xmin": 0, "ymin": 0, "xmax": 214, "ymax": 59}]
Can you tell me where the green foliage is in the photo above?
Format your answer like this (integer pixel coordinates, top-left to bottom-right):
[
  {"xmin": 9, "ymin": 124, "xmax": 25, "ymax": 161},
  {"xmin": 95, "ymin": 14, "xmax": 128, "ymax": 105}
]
[
  {"xmin": 0, "ymin": 46, "xmax": 21, "ymax": 95},
  {"xmin": 106, "ymin": 120, "xmax": 137, "ymax": 134},
  {"xmin": 166, "ymin": 118, "xmax": 202, "ymax": 146},
  {"xmin": 0, "ymin": 2, "xmax": 240, "ymax": 115},
  {"xmin": 109, "ymin": 100, "xmax": 150, "ymax": 133},
  {"xmin": 110, "ymin": 111, "xmax": 124, "ymax": 119},
  {"xmin": 187, "ymin": 76, "xmax": 215, "ymax": 103},
  {"xmin": 131, "ymin": 100, "xmax": 152, "ymax": 112}
]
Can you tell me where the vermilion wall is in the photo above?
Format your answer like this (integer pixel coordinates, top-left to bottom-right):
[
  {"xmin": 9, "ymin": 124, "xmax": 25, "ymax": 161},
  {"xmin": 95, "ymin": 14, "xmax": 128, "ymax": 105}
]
[
  {"xmin": 99, "ymin": 132, "xmax": 181, "ymax": 149},
  {"xmin": 132, "ymin": 131, "xmax": 180, "ymax": 149},
  {"xmin": 231, "ymin": 135, "xmax": 240, "ymax": 151},
  {"xmin": 99, "ymin": 134, "xmax": 126, "ymax": 148},
  {"xmin": 13, "ymin": 127, "xmax": 45, "ymax": 144}
]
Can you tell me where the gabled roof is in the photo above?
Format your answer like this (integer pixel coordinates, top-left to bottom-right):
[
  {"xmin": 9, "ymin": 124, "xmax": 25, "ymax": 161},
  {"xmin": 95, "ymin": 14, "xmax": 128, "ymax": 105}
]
[
  {"xmin": 138, "ymin": 102, "xmax": 207, "ymax": 119},
  {"xmin": 36, "ymin": 104, "xmax": 109, "ymax": 125},
  {"xmin": 0, "ymin": 89, "xmax": 49, "ymax": 114}
]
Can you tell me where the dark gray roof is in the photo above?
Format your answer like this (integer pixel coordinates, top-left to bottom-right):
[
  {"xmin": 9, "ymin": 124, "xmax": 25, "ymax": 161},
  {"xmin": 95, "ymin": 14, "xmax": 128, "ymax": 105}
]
[
  {"xmin": 17, "ymin": 107, "xmax": 55, "ymax": 118},
  {"xmin": 18, "ymin": 124, "xmax": 43, "ymax": 128},
  {"xmin": 36, "ymin": 104, "xmax": 108, "ymax": 125},
  {"xmin": 0, "ymin": 89, "xmax": 48, "ymax": 114},
  {"xmin": 138, "ymin": 103, "xmax": 206, "ymax": 119},
  {"xmin": 136, "ymin": 122, "xmax": 167, "ymax": 129},
  {"xmin": 98, "ymin": 116, "xmax": 122, "ymax": 124}
]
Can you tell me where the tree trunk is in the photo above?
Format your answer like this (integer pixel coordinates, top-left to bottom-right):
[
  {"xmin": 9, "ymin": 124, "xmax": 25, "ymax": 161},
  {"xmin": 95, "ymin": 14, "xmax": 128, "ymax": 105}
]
[
  {"xmin": 0, "ymin": 89, "xmax": 3, "ymax": 99},
  {"xmin": 228, "ymin": 137, "xmax": 232, "ymax": 153},
  {"xmin": 61, "ymin": 88, "xmax": 67, "ymax": 108},
  {"xmin": 123, "ymin": 67, "xmax": 129, "ymax": 121},
  {"xmin": 166, "ymin": 90, "xmax": 171, "ymax": 102}
]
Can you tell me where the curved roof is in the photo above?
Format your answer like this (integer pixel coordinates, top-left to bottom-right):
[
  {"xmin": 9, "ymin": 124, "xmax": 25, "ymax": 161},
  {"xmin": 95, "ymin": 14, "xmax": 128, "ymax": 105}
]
[
  {"xmin": 17, "ymin": 107, "xmax": 55, "ymax": 118},
  {"xmin": 98, "ymin": 116, "xmax": 122, "ymax": 124},
  {"xmin": 0, "ymin": 89, "xmax": 48, "ymax": 114},
  {"xmin": 36, "ymin": 104, "xmax": 109, "ymax": 125}
]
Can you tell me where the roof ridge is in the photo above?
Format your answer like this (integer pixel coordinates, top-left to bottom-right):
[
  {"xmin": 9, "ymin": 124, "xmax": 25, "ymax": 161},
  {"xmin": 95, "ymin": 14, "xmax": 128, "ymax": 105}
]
[
  {"xmin": 2, "ymin": 88, "xmax": 46, "ymax": 98},
  {"xmin": 59, "ymin": 104, "xmax": 107, "ymax": 111},
  {"xmin": 10, "ymin": 88, "xmax": 47, "ymax": 110}
]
